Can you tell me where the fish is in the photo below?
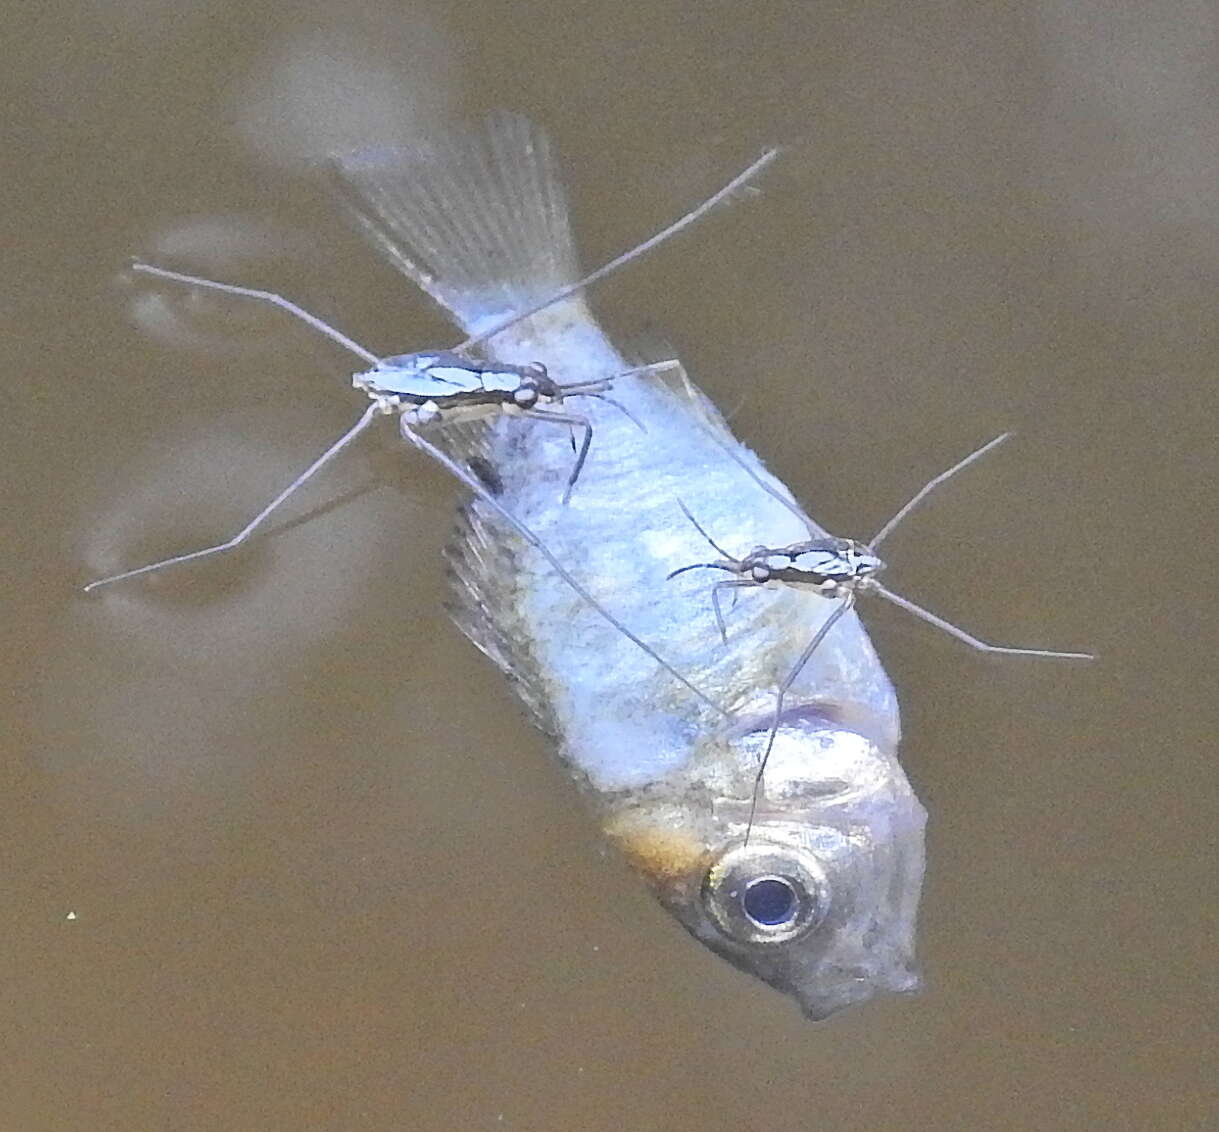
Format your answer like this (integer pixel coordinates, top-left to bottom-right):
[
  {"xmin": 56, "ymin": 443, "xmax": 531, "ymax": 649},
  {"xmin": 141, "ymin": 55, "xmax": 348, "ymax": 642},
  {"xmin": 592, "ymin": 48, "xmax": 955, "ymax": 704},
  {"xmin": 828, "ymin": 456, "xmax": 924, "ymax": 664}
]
[{"xmin": 331, "ymin": 111, "xmax": 929, "ymax": 1020}]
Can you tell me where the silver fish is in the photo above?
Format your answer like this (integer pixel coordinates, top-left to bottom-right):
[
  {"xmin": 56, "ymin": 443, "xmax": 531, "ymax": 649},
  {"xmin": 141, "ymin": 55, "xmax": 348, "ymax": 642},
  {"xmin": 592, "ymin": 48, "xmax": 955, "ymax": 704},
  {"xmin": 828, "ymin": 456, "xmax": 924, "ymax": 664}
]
[{"xmin": 334, "ymin": 112, "xmax": 928, "ymax": 1020}]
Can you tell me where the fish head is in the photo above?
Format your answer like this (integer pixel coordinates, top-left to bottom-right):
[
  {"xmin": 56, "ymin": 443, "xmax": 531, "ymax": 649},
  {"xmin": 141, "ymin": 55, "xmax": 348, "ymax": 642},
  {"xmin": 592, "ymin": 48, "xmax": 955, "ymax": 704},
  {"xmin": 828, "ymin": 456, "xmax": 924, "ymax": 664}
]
[{"xmin": 602, "ymin": 707, "xmax": 926, "ymax": 1020}]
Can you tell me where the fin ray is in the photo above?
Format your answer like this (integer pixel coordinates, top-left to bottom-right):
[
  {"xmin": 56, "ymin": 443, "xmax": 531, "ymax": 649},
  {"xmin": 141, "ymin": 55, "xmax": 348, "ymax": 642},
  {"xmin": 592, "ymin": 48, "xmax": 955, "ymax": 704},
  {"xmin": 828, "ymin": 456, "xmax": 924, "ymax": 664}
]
[{"xmin": 328, "ymin": 112, "xmax": 578, "ymax": 332}]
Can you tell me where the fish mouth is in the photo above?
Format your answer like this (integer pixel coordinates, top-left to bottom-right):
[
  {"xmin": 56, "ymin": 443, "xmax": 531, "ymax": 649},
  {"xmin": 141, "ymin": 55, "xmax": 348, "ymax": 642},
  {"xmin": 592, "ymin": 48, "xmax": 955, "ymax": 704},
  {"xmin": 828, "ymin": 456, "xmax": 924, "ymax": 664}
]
[{"xmin": 796, "ymin": 962, "xmax": 922, "ymax": 1021}]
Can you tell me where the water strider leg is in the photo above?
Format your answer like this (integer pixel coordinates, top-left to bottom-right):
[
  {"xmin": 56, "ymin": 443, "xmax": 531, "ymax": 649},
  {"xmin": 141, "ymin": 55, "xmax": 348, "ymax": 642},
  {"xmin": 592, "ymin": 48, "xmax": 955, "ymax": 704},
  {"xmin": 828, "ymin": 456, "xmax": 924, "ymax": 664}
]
[
  {"xmin": 666, "ymin": 501, "xmax": 745, "ymax": 640},
  {"xmin": 575, "ymin": 391, "xmax": 648, "ymax": 435},
  {"xmin": 710, "ymin": 579, "xmax": 758, "ymax": 645},
  {"xmin": 744, "ymin": 597, "xmax": 855, "ymax": 845},
  {"xmin": 129, "ymin": 262, "xmax": 382, "ymax": 366},
  {"xmin": 453, "ymin": 150, "xmax": 781, "ymax": 353},
  {"xmin": 868, "ymin": 582, "xmax": 1094, "ymax": 660},
  {"xmin": 869, "ymin": 432, "xmax": 1012, "ymax": 550},
  {"xmin": 675, "ymin": 368, "xmax": 817, "ymax": 536},
  {"xmin": 610, "ymin": 360, "xmax": 681, "ymax": 384},
  {"xmin": 575, "ymin": 359, "xmax": 678, "ymax": 434},
  {"xmin": 398, "ymin": 420, "xmax": 731, "ymax": 721},
  {"xmin": 674, "ymin": 499, "xmax": 738, "ymax": 561},
  {"xmin": 83, "ymin": 405, "xmax": 383, "ymax": 592},
  {"xmin": 518, "ymin": 408, "xmax": 594, "ymax": 504}
]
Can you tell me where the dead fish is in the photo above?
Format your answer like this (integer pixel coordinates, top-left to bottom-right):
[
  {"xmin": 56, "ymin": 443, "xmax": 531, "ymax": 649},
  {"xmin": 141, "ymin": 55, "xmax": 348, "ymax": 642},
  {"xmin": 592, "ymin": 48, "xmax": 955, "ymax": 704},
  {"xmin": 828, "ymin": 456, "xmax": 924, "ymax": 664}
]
[{"xmin": 333, "ymin": 112, "xmax": 927, "ymax": 1020}]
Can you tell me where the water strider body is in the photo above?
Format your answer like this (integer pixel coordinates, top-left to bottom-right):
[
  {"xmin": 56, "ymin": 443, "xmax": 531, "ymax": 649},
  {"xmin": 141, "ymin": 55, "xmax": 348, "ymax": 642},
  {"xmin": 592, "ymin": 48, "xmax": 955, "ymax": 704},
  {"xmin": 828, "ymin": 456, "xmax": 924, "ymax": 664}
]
[
  {"xmin": 330, "ymin": 115, "xmax": 927, "ymax": 1019},
  {"xmin": 352, "ymin": 350, "xmax": 648, "ymax": 504}
]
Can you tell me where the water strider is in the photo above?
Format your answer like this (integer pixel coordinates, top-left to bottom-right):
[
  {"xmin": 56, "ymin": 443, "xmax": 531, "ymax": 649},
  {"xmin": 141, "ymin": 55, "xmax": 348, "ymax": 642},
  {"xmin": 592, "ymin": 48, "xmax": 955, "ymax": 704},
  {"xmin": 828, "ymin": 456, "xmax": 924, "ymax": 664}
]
[
  {"xmin": 85, "ymin": 115, "xmax": 778, "ymax": 717},
  {"xmin": 119, "ymin": 269, "xmax": 664, "ymax": 507},
  {"xmin": 667, "ymin": 425, "xmax": 1094, "ymax": 835},
  {"xmin": 304, "ymin": 114, "xmax": 931, "ymax": 1019}
]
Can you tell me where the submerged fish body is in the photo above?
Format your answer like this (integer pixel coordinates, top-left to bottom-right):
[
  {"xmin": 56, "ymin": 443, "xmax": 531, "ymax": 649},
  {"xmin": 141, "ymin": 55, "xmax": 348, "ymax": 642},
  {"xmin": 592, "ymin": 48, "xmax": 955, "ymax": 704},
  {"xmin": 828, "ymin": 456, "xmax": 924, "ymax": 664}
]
[{"xmin": 334, "ymin": 113, "xmax": 927, "ymax": 1019}]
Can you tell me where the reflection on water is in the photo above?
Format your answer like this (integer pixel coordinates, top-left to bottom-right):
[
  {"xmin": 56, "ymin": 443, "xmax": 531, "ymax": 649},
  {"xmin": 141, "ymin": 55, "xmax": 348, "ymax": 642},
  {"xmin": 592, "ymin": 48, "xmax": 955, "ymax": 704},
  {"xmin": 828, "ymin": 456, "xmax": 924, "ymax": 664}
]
[
  {"xmin": 46, "ymin": 405, "xmax": 420, "ymax": 824},
  {"xmin": 231, "ymin": 8, "xmax": 457, "ymax": 170},
  {"xmin": 127, "ymin": 216, "xmax": 324, "ymax": 355}
]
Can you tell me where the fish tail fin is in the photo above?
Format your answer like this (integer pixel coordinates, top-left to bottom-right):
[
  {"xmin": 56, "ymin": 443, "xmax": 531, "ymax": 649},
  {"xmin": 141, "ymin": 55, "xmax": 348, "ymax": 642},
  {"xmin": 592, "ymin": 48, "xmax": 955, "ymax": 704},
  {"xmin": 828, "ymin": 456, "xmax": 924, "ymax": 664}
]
[{"xmin": 328, "ymin": 112, "xmax": 579, "ymax": 335}]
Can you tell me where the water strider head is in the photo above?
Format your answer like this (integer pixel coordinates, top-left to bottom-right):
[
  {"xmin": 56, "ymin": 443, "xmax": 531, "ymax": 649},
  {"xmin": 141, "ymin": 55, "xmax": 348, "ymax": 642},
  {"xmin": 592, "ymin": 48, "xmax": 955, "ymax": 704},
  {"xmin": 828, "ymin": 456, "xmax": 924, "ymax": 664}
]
[
  {"xmin": 496, "ymin": 360, "xmax": 561, "ymax": 409},
  {"xmin": 601, "ymin": 706, "xmax": 925, "ymax": 1020}
]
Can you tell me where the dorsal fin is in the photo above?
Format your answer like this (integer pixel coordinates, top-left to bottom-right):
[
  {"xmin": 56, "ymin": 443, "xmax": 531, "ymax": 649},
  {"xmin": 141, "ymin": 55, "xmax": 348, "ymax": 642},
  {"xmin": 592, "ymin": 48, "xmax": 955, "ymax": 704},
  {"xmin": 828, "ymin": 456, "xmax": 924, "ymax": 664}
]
[{"xmin": 443, "ymin": 493, "xmax": 558, "ymax": 737}]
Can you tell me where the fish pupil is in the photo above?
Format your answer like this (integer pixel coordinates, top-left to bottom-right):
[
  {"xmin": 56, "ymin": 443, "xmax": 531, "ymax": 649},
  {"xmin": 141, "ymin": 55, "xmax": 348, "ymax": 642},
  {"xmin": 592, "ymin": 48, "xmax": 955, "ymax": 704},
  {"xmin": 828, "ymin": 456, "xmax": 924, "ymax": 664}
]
[{"xmin": 742, "ymin": 877, "xmax": 797, "ymax": 926}]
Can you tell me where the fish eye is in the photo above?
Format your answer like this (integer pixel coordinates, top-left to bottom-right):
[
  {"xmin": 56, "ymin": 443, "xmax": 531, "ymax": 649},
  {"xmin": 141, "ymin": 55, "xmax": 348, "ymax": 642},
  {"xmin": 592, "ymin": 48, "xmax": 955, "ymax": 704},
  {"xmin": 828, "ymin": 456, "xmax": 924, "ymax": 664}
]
[
  {"xmin": 513, "ymin": 385, "xmax": 539, "ymax": 408},
  {"xmin": 743, "ymin": 876, "xmax": 798, "ymax": 925},
  {"xmin": 750, "ymin": 563, "xmax": 771, "ymax": 583},
  {"xmin": 702, "ymin": 842, "xmax": 830, "ymax": 945}
]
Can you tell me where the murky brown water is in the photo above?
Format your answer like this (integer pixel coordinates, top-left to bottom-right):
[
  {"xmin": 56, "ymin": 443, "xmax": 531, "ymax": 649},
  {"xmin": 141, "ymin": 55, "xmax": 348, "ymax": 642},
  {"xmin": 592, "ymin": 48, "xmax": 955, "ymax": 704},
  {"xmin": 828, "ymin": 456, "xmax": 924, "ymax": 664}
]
[{"xmin": 6, "ymin": 1, "xmax": 1215, "ymax": 1128}]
